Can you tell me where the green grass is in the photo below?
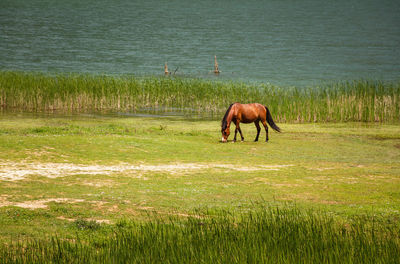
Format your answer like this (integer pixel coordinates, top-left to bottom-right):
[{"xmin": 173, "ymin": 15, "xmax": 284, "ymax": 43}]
[
  {"xmin": 0, "ymin": 114, "xmax": 399, "ymax": 262},
  {"xmin": 1, "ymin": 206, "xmax": 399, "ymax": 263},
  {"xmin": 1, "ymin": 71, "xmax": 400, "ymax": 122}
]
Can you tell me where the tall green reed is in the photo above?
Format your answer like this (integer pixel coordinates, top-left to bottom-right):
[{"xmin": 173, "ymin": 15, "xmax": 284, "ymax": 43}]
[
  {"xmin": 1, "ymin": 71, "xmax": 399, "ymax": 123},
  {"xmin": 1, "ymin": 206, "xmax": 399, "ymax": 263}
]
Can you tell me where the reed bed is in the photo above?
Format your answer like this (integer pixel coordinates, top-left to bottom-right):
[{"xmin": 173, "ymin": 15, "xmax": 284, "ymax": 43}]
[
  {"xmin": 1, "ymin": 71, "xmax": 399, "ymax": 123},
  {"xmin": 1, "ymin": 207, "xmax": 399, "ymax": 263}
]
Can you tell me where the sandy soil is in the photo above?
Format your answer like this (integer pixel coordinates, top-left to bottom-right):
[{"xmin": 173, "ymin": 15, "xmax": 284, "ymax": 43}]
[
  {"xmin": 0, "ymin": 197, "xmax": 84, "ymax": 209},
  {"xmin": 0, "ymin": 161, "xmax": 293, "ymax": 181}
]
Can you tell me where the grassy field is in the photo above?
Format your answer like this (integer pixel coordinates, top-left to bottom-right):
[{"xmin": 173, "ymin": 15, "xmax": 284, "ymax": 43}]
[
  {"xmin": 1, "ymin": 71, "xmax": 400, "ymax": 122},
  {"xmin": 0, "ymin": 113, "xmax": 399, "ymax": 262},
  {"xmin": 2, "ymin": 207, "xmax": 399, "ymax": 263}
]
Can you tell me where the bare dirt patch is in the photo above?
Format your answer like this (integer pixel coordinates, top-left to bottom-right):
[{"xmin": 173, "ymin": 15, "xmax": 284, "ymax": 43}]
[
  {"xmin": 0, "ymin": 195, "xmax": 12, "ymax": 208},
  {"xmin": 0, "ymin": 197, "xmax": 111, "ymax": 210},
  {"xmin": 57, "ymin": 216, "xmax": 112, "ymax": 224},
  {"xmin": 0, "ymin": 161, "xmax": 293, "ymax": 181},
  {"xmin": 0, "ymin": 198, "xmax": 85, "ymax": 209},
  {"xmin": 306, "ymin": 164, "xmax": 364, "ymax": 172},
  {"xmin": 308, "ymin": 167, "xmax": 336, "ymax": 172}
]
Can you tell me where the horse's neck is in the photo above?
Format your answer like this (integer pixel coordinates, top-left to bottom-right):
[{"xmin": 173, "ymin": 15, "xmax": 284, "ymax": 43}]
[{"xmin": 226, "ymin": 109, "xmax": 235, "ymax": 126}]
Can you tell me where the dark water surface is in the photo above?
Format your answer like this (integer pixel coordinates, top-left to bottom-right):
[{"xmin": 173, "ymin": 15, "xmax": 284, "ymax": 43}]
[
  {"xmin": 1, "ymin": 110, "xmax": 218, "ymax": 121},
  {"xmin": 1, "ymin": 0, "xmax": 399, "ymax": 86}
]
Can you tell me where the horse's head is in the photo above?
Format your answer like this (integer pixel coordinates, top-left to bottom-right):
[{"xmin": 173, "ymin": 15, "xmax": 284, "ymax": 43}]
[
  {"xmin": 221, "ymin": 103, "xmax": 235, "ymax": 143},
  {"xmin": 221, "ymin": 126, "xmax": 230, "ymax": 143}
]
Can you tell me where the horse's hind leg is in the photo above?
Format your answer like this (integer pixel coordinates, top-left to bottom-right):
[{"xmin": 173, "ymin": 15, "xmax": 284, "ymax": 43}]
[
  {"xmin": 262, "ymin": 120, "xmax": 269, "ymax": 142},
  {"xmin": 254, "ymin": 121, "xmax": 261, "ymax": 142}
]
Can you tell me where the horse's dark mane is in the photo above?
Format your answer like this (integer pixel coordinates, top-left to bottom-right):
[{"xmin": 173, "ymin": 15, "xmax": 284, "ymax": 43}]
[{"xmin": 221, "ymin": 103, "xmax": 234, "ymax": 131}]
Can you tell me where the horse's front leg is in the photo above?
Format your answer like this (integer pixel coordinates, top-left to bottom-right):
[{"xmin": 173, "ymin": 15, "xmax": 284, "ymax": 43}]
[
  {"xmin": 235, "ymin": 120, "xmax": 244, "ymax": 142},
  {"xmin": 234, "ymin": 125, "xmax": 238, "ymax": 142}
]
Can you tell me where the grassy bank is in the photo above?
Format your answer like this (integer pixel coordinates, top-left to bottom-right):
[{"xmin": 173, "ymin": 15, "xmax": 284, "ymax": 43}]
[
  {"xmin": 1, "ymin": 71, "xmax": 399, "ymax": 122},
  {"xmin": 0, "ymin": 114, "xmax": 399, "ymax": 227},
  {"xmin": 0, "ymin": 114, "xmax": 399, "ymax": 262},
  {"xmin": 2, "ymin": 206, "xmax": 399, "ymax": 263}
]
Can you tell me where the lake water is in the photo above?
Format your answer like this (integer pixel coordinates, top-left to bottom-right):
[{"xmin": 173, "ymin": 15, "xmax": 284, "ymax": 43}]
[{"xmin": 1, "ymin": 0, "xmax": 399, "ymax": 86}]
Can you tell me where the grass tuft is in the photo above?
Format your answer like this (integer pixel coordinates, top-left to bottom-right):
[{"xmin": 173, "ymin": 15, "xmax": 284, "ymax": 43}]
[{"xmin": 74, "ymin": 219, "xmax": 101, "ymax": 231}]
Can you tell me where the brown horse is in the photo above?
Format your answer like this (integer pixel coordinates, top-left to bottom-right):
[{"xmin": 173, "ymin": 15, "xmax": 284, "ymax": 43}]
[{"xmin": 221, "ymin": 103, "xmax": 281, "ymax": 143}]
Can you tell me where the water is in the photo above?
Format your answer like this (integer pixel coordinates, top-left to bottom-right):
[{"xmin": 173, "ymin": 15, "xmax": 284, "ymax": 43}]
[{"xmin": 1, "ymin": 0, "xmax": 399, "ymax": 86}]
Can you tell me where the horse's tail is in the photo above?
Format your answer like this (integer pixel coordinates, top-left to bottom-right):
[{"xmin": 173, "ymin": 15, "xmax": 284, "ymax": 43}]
[{"xmin": 264, "ymin": 106, "xmax": 281, "ymax": 132}]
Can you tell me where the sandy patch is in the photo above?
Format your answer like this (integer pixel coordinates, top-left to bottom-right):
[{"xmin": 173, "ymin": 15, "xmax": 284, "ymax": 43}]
[
  {"xmin": 0, "ymin": 195, "xmax": 12, "ymax": 207},
  {"xmin": 57, "ymin": 216, "xmax": 111, "ymax": 224},
  {"xmin": 87, "ymin": 218, "xmax": 111, "ymax": 224},
  {"xmin": 306, "ymin": 164, "xmax": 364, "ymax": 172},
  {"xmin": 0, "ymin": 162, "xmax": 293, "ymax": 181},
  {"xmin": 1, "ymin": 198, "xmax": 85, "ymax": 209},
  {"xmin": 308, "ymin": 167, "xmax": 336, "ymax": 172},
  {"xmin": 0, "ymin": 197, "xmax": 110, "ymax": 210},
  {"xmin": 56, "ymin": 216, "xmax": 75, "ymax": 222},
  {"xmin": 213, "ymin": 164, "xmax": 293, "ymax": 172}
]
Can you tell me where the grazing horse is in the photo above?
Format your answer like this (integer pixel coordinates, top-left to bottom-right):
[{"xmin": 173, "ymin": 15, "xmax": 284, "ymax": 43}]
[{"xmin": 221, "ymin": 103, "xmax": 281, "ymax": 143}]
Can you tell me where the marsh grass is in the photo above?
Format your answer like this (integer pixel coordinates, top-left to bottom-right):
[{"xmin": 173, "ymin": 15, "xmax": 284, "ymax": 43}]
[
  {"xmin": 1, "ymin": 71, "xmax": 399, "ymax": 123},
  {"xmin": 1, "ymin": 206, "xmax": 399, "ymax": 263}
]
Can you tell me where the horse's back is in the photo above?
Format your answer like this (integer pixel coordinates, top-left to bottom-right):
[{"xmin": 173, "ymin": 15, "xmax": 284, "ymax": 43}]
[{"xmin": 234, "ymin": 103, "xmax": 266, "ymax": 123}]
